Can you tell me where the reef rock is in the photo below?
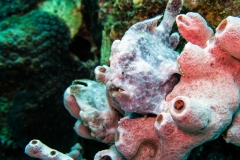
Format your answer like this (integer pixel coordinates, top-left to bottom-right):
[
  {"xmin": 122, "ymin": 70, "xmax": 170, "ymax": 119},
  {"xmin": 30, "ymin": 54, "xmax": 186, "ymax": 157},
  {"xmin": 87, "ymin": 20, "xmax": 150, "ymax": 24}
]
[
  {"xmin": 94, "ymin": 5, "xmax": 240, "ymax": 160},
  {"xmin": 25, "ymin": 0, "xmax": 240, "ymax": 159}
]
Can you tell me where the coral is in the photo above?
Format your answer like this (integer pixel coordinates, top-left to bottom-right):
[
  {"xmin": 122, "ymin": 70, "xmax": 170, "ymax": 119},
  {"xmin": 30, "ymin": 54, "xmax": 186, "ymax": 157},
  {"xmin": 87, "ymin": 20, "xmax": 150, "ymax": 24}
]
[
  {"xmin": 0, "ymin": 0, "xmax": 99, "ymax": 159},
  {"xmin": 0, "ymin": 10, "xmax": 71, "ymax": 98},
  {"xmin": 37, "ymin": 0, "xmax": 82, "ymax": 38},
  {"xmin": 0, "ymin": 0, "xmax": 93, "ymax": 99},
  {"xmin": 94, "ymin": 2, "xmax": 240, "ymax": 160},
  {"xmin": 24, "ymin": 0, "xmax": 240, "ymax": 160},
  {"xmin": 0, "ymin": 97, "xmax": 16, "ymax": 149},
  {"xmin": 95, "ymin": 9, "xmax": 240, "ymax": 159},
  {"xmin": 0, "ymin": 13, "xmax": 90, "ymax": 148},
  {"xmin": 0, "ymin": 0, "xmax": 44, "ymax": 20},
  {"xmin": 0, "ymin": 8, "xmax": 73, "ymax": 158}
]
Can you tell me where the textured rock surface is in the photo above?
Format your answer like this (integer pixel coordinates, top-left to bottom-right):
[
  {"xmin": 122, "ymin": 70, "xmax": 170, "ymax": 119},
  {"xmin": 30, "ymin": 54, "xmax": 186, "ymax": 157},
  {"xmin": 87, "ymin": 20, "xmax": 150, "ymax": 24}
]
[
  {"xmin": 0, "ymin": 10, "xmax": 71, "ymax": 98},
  {"xmin": 0, "ymin": 10, "xmax": 78, "ymax": 153},
  {"xmin": 0, "ymin": 0, "xmax": 44, "ymax": 20},
  {"xmin": 23, "ymin": 0, "xmax": 240, "ymax": 159},
  {"xmin": 0, "ymin": 1, "xmax": 99, "ymax": 159},
  {"xmin": 37, "ymin": 0, "xmax": 82, "ymax": 38}
]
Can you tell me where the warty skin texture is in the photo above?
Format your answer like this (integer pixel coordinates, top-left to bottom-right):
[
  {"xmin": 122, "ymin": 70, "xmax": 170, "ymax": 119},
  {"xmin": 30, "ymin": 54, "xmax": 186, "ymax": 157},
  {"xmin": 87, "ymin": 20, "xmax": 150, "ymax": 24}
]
[{"xmin": 105, "ymin": 0, "xmax": 183, "ymax": 115}]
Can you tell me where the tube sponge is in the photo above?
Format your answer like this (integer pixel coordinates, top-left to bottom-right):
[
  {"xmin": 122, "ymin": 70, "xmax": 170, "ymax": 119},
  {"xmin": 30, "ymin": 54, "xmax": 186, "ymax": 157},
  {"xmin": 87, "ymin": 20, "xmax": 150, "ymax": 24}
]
[
  {"xmin": 94, "ymin": 65, "xmax": 110, "ymax": 84},
  {"xmin": 25, "ymin": 139, "xmax": 73, "ymax": 160},
  {"xmin": 169, "ymin": 96, "xmax": 211, "ymax": 134},
  {"xmin": 176, "ymin": 12, "xmax": 214, "ymax": 48},
  {"xmin": 94, "ymin": 146, "xmax": 124, "ymax": 160},
  {"xmin": 215, "ymin": 16, "xmax": 240, "ymax": 59}
]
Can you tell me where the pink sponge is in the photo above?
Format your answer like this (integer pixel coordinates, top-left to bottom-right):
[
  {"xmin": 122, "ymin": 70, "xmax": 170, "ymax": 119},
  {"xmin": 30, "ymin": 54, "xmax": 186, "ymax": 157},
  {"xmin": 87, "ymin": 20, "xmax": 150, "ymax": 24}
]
[
  {"xmin": 215, "ymin": 16, "xmax": 240, "ymax": 59},
  {"xmin": 176, "ymin": 12, "xmax": 214, "ymax": 48}
]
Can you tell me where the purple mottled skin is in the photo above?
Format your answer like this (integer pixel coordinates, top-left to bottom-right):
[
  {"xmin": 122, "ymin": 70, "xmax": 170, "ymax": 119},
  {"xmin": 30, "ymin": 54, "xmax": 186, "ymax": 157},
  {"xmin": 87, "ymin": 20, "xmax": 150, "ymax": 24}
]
[{"xmin": 106, "ymin": 0, "xmax": 183, "ymax": 115}]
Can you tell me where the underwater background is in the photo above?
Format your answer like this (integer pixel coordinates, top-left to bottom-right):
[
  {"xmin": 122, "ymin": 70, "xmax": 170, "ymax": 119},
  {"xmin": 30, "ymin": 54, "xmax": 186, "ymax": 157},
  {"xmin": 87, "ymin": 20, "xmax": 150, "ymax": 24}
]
[{"xmin": 0, "ymin": 0, "xmax": 240, "ymax": 159}]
